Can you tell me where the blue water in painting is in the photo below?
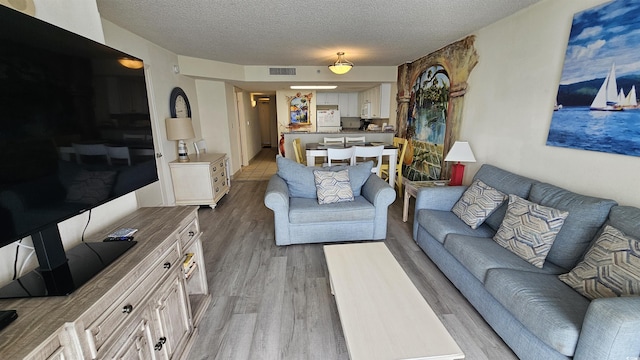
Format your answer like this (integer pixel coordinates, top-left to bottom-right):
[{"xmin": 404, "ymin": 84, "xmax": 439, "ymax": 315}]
[{"xmin": 547, "ymin": 107, "xmax": 640, "ymax": 156}]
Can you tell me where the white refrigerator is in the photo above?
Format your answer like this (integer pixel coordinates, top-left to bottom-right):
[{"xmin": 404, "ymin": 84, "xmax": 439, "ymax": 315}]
[{"xmin": 316, "ymin": 109, "xmax": 341, "ymax": 132}]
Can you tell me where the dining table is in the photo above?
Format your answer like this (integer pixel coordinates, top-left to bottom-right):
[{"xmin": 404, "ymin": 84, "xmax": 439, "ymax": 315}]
[{"xmin": 305, "ymin": 142, "xmax": 398, "ymax": 187}]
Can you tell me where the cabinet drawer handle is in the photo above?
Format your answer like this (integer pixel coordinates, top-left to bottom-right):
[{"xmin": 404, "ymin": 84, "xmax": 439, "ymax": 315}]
[
  {"xmin": 214, "ymin": 177, "xmax": 218, "ymax": 183},
  {"xmin": 212, "ymin": 166, "xmax": 217, "ymax": 171},
  {"xmin": 154, "ymin": 337, "xmax": 167, "ymax": 351},
  {"xmin": 188, "ymin": 231, "xmax": 195, "ymax": 237},
  {"xmin": 163, "ymin": 262, "xmax": 171, "ymax": 269},
  {"xmin": 122, "ymin": 304, "xmax": 133, "ymax": 314}
]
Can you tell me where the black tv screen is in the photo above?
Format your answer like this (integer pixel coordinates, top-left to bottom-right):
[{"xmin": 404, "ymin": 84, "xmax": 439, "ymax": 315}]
[{"xmin": 0, "ymin": 6, "xmax": 159, "ymax": 248}]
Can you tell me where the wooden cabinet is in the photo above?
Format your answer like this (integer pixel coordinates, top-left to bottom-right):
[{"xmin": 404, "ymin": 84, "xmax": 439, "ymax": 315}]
[
  {"xmin": 101, "ymin": 316, "xmax": 154, "ymax": 359},
  {"xmin": 1, "ymin": 206, "xmax": 210, "ymax": 360},
  {"xmin": 169, "ymin": 153, "xmax": 230, "ymax": 209},
  {"xmin": 359, "ymin": 84, "xmax": 391, "ymax": 118},
  {"xmin": 149, "ymin": 272, "xmax": 192, "ymax": 359}
]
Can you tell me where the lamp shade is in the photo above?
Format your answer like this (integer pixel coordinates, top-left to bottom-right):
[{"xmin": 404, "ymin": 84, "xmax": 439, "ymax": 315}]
[
  {"xmin": 444, "ymin": 141, "xmax": 476, "ymax": 163},
  {"xmin": 166, "ymin": 117, "xmax": 195, "ymax": 140}
]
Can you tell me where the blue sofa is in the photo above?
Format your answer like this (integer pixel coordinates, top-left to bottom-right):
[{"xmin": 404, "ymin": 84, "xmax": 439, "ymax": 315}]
[
  {"xmin": 264, "ymin": 155, "xmax": 395, "ymax": 246},
  {"xmin": 413, "ymin": 164, "xmax": 640, "ymax": 360}
]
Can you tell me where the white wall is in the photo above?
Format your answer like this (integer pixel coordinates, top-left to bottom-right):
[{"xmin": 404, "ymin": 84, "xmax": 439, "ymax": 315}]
[
  {"xmin": 461, "ymin": 0, "xmax": 640, "ymax": 206},
  {"xmin": 194, "ymin": 80, "xmax": 233, "ymax": 158},
  {"xmin": 33, "ymin": 0, "xmax": 104, "ymax": 43}
]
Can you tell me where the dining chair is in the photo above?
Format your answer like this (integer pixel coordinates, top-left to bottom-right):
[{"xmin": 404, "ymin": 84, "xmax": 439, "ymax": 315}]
[
  {"xmin": 353, "ymin": 145, "xmax": 384, "ymax": 177},
  {"xmin": 325, "ymin": 147, "xmax": 355, "ymax": 166},
  {"xmin": 72, "ymin": 143, "xmax": 109, "ymax": 165},
  {"xmin": 57, "ymin": 146, "xmax": 75, "ymax": 161},
  {"xmin": 193, "ymin": 139, "xmax": 207, "ymax": 155},
  {"xmin": 106, "ymin": 145, "xmax": 132, "ymax": 166},
  {"xmin": 292, "ymin": 138, "xmax": 306, "ymax": 165},
  {"xmin": 345, "ymin": 136, "xmax": 366, "ymax": 144},
  {"xmin": 123, "ymin": 133, "xmax": 146, "ymax": 142},
  {"xmin": 324, "ymin": 137, "xmax": 345, "ymax": 144},
  {"xmin": 380, "ymin": 137, "xmax": 408, "ymax": 194},
  {"xmin": 131, "ymin": 148, "xmax": 155, "ymax": 164}
]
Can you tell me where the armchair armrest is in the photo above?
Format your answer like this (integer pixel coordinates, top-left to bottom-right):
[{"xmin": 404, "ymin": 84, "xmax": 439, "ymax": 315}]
[
  {"xmin": 414, "ymin": 186, "xmax": 468, "ymax": 212},
  {"xmin": 264, "ymin": 174, "xmax": 292, "ymax": 245},
  {"xmin": 574, "ymin": 296, "xmax": 640, "ymax": 360},
  {"xmin": 264, "ymin": 175, "xmax": 290, "ymax": 212},
  {"xmin": 362, "ymin": 175, "xmax": 395, "ymax": 207}
]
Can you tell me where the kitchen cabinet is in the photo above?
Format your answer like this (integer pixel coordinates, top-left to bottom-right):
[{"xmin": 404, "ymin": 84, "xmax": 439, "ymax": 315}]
[
  {"xmin": 317, "ymin": 92, "xmax": 359, "ymax": 117},
  {"xmin": 169, "ymin": 153, "xmax": 230, "ymax": 209},
  {"xmin": 359, "ymin": 84, "xmax": 391, "ymax": 118},
  {"xmin": 338, "ymin": 92, "xmax": 359, "ymax": 117},
  {"xmin": 316, "ymin": 92, "xmax": 339, "ymax": 105},
  {"xmin": 1, "ymin": 207, "xmax": 210, "ymax": 360}
]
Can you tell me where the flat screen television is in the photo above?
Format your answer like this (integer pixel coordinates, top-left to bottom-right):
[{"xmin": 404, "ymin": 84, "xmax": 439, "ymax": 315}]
[{"xmin": 0, "ymin": 6, "xmax": 158, "ymax": 298}]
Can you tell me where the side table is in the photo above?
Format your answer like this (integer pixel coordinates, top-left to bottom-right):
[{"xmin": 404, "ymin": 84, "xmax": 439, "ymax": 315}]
[{"xmin": 403, "ymin": 178, "xmax": 449, "ymax": 222}]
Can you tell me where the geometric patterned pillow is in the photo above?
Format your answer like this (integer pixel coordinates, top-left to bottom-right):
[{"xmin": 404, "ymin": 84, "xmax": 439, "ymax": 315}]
[
  {"xmin": 452, "ymin": 179, "xmax": 507, "ymax": 229},
  {"xmin": 493, "ymin": 194, "xmax": 569, "ymax": 268},
  {"xmin": 313, "ymin": 169, "xmax": 354, "ymax": 205},
  {"xmin": 558, "ymin": 225, "xmax": 640, "ymax": 300}
]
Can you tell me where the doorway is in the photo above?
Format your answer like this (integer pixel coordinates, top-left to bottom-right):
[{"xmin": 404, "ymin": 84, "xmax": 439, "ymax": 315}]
[{"xmin": 258, "ymin": 98, "xmax": 271, "ymax": 147}]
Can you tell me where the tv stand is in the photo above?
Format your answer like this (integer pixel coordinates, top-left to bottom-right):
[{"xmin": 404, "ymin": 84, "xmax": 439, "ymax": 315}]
[
  {"xmin": 0, "ymin": 241, "xmax": 136, "ymax": 298},
  {"xmin": 0, "ymin": 206, "xmax": 210, "ymax": 359}
]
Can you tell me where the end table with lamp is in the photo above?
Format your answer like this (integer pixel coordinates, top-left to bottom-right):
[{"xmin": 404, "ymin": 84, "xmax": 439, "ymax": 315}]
[
  {"xmin": 403, "ymin": 178, "xmax": 449, "ymax": 222},
  {"xmin": 444, "ymin": 141, "xmax": 476, "ymax": 186}
]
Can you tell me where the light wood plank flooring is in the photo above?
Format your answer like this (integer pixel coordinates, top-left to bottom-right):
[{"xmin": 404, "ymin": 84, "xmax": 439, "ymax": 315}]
[{"xmin": 189, "ymin": 149, "xmax": 517, "ymax": 360}]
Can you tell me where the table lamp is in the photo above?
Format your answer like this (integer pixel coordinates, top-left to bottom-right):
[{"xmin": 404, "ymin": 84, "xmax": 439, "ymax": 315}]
[
  {"xmin": 166, "ymin": 117, "xmax": 195, "ymax": 162},
  {"xmin": 444, "ymin": 141, "xmax": 476, "ymax": 186}
]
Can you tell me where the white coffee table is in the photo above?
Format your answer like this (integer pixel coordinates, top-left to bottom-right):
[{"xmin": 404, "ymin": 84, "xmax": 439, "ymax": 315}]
[{"xmin": 324, "ymin": 242, "xmax": 464, "ymax": 360}]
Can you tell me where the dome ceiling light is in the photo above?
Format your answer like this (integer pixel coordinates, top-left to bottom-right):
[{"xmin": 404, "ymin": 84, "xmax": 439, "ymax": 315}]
[
  {"xmin": 328, "ymin": 52, "xmax": 353, "ymax": 75},
  {"xmin": 118, "ymin": 57, "xmax": 144, "ymax": 69}
]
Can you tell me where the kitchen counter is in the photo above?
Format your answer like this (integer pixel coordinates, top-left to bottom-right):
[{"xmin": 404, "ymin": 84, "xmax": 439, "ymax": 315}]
[{"xmin": 283, "ymin": 131, "xmax": 394, "ymax": 160}]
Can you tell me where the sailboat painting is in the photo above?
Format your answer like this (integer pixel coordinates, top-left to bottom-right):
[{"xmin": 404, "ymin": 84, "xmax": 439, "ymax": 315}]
[{"xmin": 547, "ymin": 0, "xmax": 640, "ymax": 157}]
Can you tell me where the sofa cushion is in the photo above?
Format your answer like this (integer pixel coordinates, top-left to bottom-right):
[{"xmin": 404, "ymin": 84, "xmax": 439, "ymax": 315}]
[
  {"xmin": 528, "ymin": 182, "xmax": 617, "ymax": 269},
  {"xmin": 485, "ymin": 268, "xmax": 590, "ymax": 357},
  {"xmin": 416, "ymin": 209, "xmax": 495, "ymax": 244},
  {"xmin": 276, "ymin": 155, "xmax": 372, "ymax": 198},
  {"xmin": 452, "ymin": 179, "xmax": 507, "ymax": 229},
  {"xmin": 559, "ymin": 225, "xmax": 640, "ymax": 300},
  {"xmin": 288, "ymin": 196, "xmax": 375, "ymax": 224},
  {"xmin": 65, "ymin": 170, "xmax": 117, "ymax": 205},
  {"xmin": 472, "ymin": 164, "xmax": 538, "ymax": 231},
  {"xmin": 444, "ymin": 234, "xmax": 566, "ymax": 283},
  {"xmin": 313, "ymin": 169, "xmax": 354, "ymax": 204},
  {"xmin": 493, "ymin": 195, "xmax": 568, "ymax": 268},
  {"xmin": 607, "ymin": 205, "xmax": 640, "ymax": 239}
]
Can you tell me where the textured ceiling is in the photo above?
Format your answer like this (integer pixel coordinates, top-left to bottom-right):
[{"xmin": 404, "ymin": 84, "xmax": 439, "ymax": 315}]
[{"xmin": 96, "ymin": 0, "xmax": 541, "ymax": 68}]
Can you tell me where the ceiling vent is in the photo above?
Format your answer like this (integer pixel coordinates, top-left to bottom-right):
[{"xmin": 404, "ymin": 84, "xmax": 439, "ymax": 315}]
[{"xmin": 269, "ymin": 67, "xmax": 296, "ymax": 76}]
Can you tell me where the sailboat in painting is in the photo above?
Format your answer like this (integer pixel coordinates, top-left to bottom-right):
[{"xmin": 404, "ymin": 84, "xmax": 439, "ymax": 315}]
[
  {"xmin": 624, "ymin": 85, "xmax": 638, "ymax": 108},
  {"xmin": 590, "ymin": 63, "xmax": 623, "ymax": 111}
]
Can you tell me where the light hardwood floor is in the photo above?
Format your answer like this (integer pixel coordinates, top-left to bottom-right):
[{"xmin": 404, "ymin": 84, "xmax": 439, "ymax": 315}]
[{"xmin": 189, "ymin": 149, "xmax": 517, "ymax": 360}]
